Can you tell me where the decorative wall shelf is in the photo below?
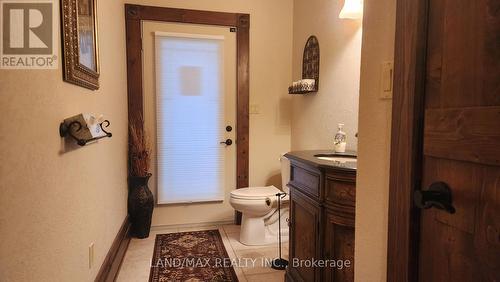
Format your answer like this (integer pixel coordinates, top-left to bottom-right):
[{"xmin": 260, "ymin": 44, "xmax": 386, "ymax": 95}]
[
  {"xmin": 289, "ymin": 35, "xmax": 320, "ymax": 95},
  {"xmin": 288, "ymin": 81, "xmax": 317, "ymax": 94}
]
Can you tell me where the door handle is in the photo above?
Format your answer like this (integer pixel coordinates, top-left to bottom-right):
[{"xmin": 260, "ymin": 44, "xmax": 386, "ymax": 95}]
[
  {"xmin": 220, "ymin": 139, "xmax": 233, "ymax": 146},
  {"xmin": 414, "ymin": 182, "xmax": 456, "ymax": 214}
]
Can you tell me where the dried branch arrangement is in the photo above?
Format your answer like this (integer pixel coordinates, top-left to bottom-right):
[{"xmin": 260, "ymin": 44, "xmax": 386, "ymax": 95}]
[{"xmin": 129, "ymin": 120, "xmax": 151, "ymax": 177}]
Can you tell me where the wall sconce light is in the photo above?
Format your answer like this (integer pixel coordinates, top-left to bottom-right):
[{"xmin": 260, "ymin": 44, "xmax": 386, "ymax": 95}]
[{"xmin": 339, "ymin": 0, "xmax": 363, "ymax": 19}]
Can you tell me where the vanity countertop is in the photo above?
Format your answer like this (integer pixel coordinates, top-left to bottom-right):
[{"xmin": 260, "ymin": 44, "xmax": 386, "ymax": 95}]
[{"xmin": 284, "ymin": 150, "xmax": 357, "ymax": 172}]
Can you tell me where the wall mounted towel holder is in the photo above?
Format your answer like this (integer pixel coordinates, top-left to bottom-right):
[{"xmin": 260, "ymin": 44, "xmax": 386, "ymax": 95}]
[{"xmin": 60, "ymin": 120, "xmax": 112, "ymax": 146}]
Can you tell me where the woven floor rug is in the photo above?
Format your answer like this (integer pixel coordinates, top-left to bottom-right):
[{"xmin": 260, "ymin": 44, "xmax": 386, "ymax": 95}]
[{"xmin": 149, "ymin": 230, "xmax": 238, "ymax": 282}]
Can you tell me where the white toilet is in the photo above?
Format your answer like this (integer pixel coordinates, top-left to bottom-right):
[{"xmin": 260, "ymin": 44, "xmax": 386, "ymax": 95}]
[{"xmin": 229, "ymin": 155, "xmax": 290, "ymax": 245}]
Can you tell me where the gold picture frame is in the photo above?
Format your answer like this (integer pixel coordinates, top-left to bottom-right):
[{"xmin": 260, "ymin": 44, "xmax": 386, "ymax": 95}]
[{"xmin": 61, "ymin": 0, "xmax": 99, "ymax": 90}]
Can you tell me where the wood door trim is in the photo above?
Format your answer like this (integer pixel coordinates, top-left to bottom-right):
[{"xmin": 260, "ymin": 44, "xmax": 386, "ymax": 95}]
[
  {"xmin": 387, "ymin": 0, "xmax": 429, "ymax": 281},
  {"xmin": 124, "ymin": 5, "xmax": 250, "ymax": 223}
]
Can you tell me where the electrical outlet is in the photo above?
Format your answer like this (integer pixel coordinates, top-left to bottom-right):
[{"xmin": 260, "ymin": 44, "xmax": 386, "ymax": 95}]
[{"xmin": 89, "ymin": 243, "xmax": 95, "ymax": 269}]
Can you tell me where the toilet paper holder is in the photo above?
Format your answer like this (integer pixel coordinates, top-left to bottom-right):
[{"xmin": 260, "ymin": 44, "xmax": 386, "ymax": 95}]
[{"xmin": 60, "ymin": 118, "xmax": 112, "ymax": 146}]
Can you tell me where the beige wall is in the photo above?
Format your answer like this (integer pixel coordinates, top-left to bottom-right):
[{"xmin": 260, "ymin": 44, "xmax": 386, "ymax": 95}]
[
  {"xmin": 355, "ymin": 0, "xmax": 396, "ymax": 281},
  {"xmin": 124, "ymin": 0, "xmax": 294, "ymax": 226},
  {"xmin": 291, "ymin": 0, "xmax": 362, "ymax": 151},
  {"xmin": 0, "ymin": 1, "xmax": 128, "ymax": 281}
]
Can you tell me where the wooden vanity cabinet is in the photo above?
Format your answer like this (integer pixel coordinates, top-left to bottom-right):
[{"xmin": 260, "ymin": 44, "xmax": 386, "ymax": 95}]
[
  {"xmin": 286, "ymin": 158, "xmax": 356, "ymax": 282},
  {"xmin": 289, "ymin": 187, "xmax": 322, "ymax": 281}
]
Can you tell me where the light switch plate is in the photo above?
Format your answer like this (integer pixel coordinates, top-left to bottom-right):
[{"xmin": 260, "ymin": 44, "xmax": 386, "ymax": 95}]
[
  {"xmin": 380, "ymin": 61, "xmax": 394, "ymax": 99},
  {"xmin": 89, "ymin": 242, "xmax": 94, "ymax": 269},
  {"xmin": 249, "ymin": 104, "xmax": 261, "ymax": 114}
]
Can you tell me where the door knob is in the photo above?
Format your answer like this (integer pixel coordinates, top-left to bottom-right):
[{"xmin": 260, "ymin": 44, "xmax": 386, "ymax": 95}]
[
  {"xmin": 414, "ymin": 182, "xmax": 456, "ymax": 214},
  {"xmin": 220, "ymin": 139, "xmax": 233, "ymax": 146}
]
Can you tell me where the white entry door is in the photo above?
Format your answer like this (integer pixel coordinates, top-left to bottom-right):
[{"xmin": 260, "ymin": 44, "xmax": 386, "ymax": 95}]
[{"xmin": 143, "ymin": 21, "xmax": 237, "ymax": 225}]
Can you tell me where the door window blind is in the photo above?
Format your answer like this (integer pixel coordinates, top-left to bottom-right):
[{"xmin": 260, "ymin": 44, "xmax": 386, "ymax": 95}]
[{"xmin": 155, "ymin": 32, "xmax": 225, "ymax": 204}]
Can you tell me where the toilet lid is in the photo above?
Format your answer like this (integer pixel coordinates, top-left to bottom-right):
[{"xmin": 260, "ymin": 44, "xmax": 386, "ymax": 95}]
[{"xmin": 230, "ymin": 186, "xmax": 282, "ymax": 200}]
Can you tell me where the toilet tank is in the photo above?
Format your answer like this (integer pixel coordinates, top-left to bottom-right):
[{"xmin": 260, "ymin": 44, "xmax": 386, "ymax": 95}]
[{"xmin": 280, "ymin": 155, "xmax": 291, "ymax": 193}]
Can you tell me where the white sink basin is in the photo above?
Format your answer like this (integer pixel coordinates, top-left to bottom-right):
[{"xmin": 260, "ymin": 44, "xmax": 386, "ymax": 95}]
[{"xmin": 315, "ymin": 156, "xmax": 357, "ymax": 163}]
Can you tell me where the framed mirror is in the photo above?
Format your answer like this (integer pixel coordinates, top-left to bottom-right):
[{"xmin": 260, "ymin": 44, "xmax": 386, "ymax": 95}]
[{"xmin": 61, "ymin": 0, "xmax": 99, "ymax": 90}]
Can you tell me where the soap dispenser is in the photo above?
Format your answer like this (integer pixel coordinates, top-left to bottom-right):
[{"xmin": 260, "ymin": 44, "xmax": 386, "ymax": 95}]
[{"xmin": 334, "ymin": 123, "xmax": 347, "ymax": 153}]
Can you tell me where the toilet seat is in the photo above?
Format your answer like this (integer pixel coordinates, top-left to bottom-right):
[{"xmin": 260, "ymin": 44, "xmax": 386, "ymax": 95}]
[{"xmin": 230, "ymin": 186, "xmax": 282, "ymax": 200}]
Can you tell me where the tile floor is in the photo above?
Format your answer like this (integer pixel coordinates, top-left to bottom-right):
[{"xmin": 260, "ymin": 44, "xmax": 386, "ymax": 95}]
[{"xmin": 116, "ymin": 224, "xmax": 289, "ymax": 282}]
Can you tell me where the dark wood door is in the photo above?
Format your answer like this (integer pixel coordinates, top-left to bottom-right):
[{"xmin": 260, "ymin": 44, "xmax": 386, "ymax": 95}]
[
  {"xmin": 289, "ymin": 189, "xmax": 321, "ymax": 282},
  {"xmin": 417, "ymin": 0, "xmax": 500, "ymax": 280}
]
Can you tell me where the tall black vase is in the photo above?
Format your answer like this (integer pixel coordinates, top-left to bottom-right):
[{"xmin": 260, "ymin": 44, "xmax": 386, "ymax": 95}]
[{"xmin": 128, "ymin": 173, "xmax": 154, "ymax": 239}]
